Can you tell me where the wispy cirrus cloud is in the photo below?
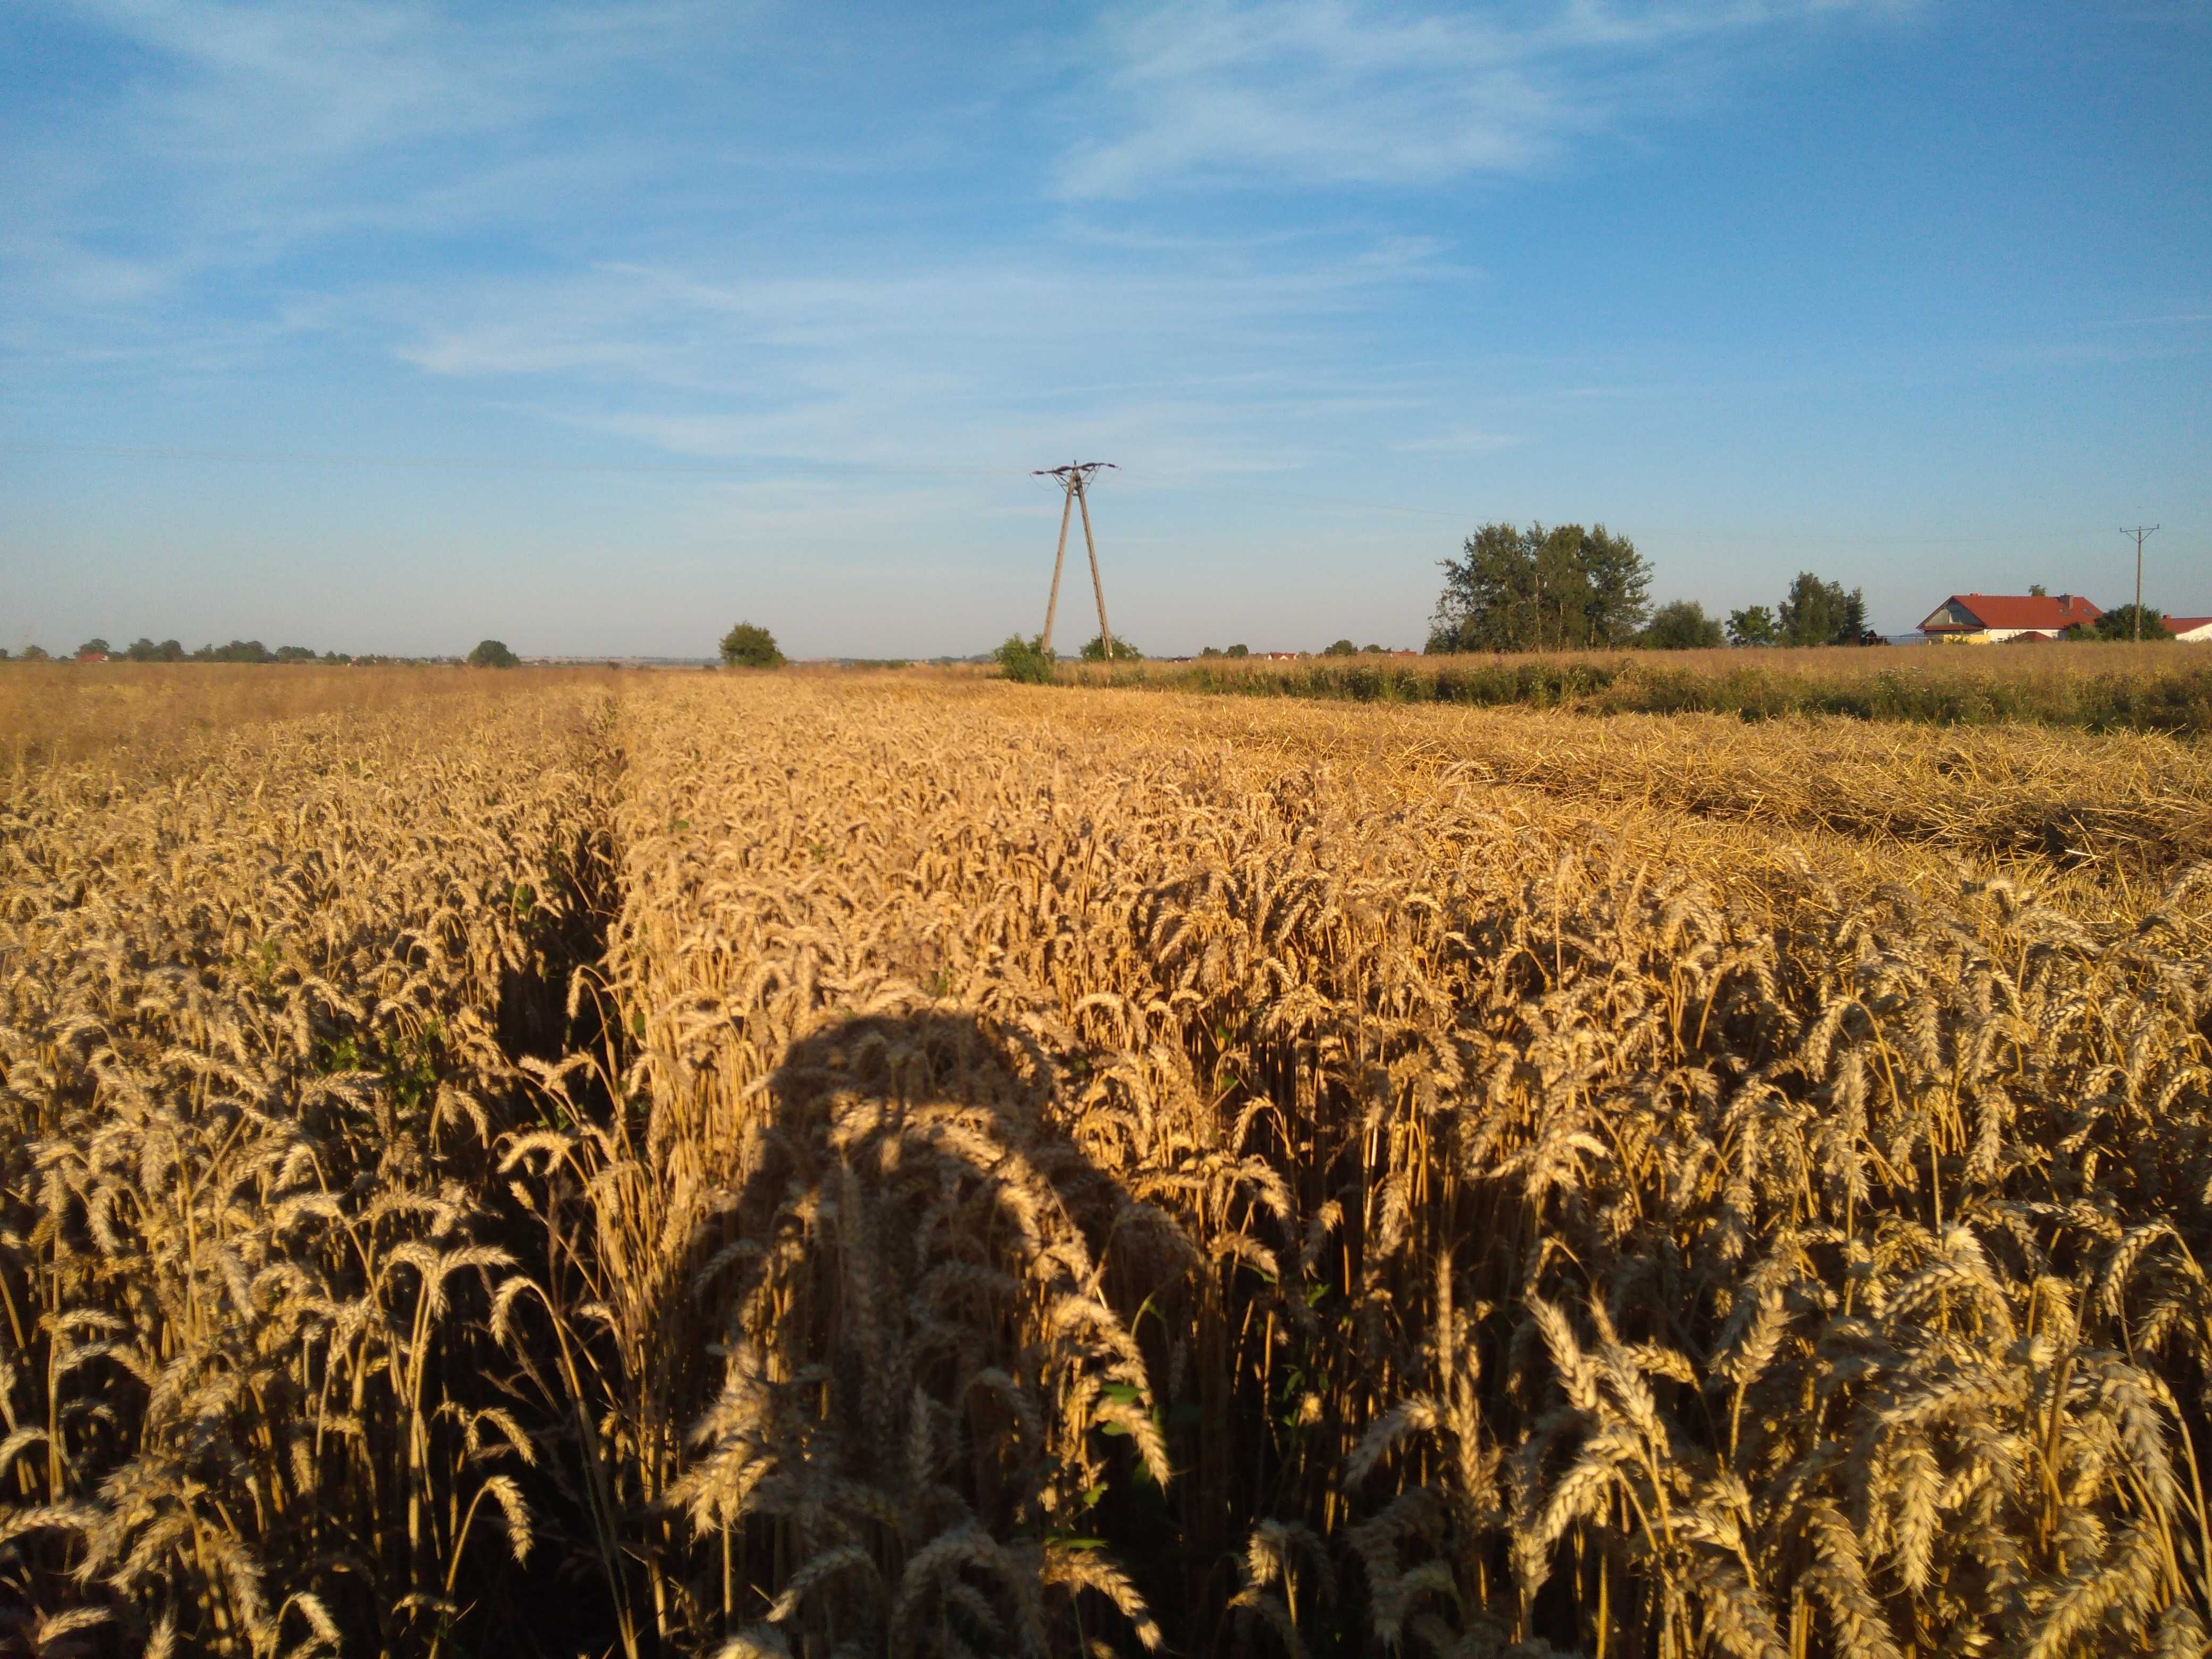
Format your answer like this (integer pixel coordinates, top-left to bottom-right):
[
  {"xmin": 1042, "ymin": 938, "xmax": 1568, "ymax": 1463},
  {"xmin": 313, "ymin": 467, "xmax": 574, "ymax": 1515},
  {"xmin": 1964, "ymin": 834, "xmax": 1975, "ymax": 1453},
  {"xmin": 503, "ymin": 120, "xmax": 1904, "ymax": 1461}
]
[
  {"xmin": 1392, "ymin": 425, "xmax": 1522, "ymax": 454},
  {"xmin": 1057, "ymin": 0, "xmax": 1908, "ymax": 197},
  {"xmin": 384, "ymin": 234, "xmax": 1458, "ymax": 483},
  {"xmin": 0, "ymin": 0, "xmax": 747, "ymax": 358}
]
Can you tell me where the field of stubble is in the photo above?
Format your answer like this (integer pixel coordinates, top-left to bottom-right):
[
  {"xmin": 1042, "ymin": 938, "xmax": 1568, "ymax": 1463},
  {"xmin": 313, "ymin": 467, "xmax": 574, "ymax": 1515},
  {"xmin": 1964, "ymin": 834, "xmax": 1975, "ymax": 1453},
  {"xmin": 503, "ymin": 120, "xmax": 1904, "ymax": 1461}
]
[{"xmin": 4, "ymin": 668, "xmax": 2210, "ymax": 1659}]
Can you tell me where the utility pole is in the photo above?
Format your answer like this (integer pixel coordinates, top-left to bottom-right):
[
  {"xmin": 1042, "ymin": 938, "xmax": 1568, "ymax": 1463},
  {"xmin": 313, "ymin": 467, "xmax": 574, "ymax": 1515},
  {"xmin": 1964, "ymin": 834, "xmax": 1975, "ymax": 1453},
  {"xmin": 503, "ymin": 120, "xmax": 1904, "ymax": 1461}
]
[
  {"xmin": 1033, "ymin": 462, "xmax": 1117, "ymax": 660},
  {"xmin": 2118, "ymin": 525, "xmax": 2158, "ymax": 640},
  {"xmin": 1041, "ymin": 480, "xmax": 1075, "ymax": 652}
]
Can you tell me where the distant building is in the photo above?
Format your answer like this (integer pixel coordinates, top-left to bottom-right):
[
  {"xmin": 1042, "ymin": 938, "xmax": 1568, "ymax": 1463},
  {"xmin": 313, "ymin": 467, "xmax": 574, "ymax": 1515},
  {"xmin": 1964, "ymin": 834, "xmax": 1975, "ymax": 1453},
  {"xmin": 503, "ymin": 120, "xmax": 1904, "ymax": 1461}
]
[
  {"xmin": 74, "ymin": 649, "xmax": 109, "ymax": 663},
  {"xmin": 1917, "ymin": 592, "xmax": 2101, "ymax": 643},
  {"xmin": 2167, "ymin": 616, "xmax": 2212, "ymax": 643}
]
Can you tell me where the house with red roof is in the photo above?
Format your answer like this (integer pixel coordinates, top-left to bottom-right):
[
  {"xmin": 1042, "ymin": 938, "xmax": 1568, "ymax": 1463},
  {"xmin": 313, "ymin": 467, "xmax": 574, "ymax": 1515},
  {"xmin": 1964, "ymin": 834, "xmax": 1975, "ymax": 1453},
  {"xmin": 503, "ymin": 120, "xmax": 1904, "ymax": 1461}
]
[
  {"xmin": 1917, "ymin": 592, "xmax": 2101, "ymax": 643},
  {"xmin": 2167, "ymin": 616, "xmax": 2212, "ymax": 643}
]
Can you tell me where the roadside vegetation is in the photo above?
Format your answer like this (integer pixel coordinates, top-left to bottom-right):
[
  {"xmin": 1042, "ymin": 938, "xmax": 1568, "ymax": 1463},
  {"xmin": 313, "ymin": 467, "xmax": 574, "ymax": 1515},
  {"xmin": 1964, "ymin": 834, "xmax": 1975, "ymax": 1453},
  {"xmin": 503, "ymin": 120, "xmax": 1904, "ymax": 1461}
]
[{"xmin": 1058, "ymin": 642, "xmax": 2212, "ymax": 734}]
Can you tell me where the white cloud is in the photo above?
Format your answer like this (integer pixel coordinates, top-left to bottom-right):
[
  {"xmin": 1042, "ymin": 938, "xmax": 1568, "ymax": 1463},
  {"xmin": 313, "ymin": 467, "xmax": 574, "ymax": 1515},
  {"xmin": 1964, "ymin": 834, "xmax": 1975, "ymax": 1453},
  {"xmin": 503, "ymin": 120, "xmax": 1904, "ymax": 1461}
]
[
  {"xmin": 1392, "ymin": 425, "xmax": 1522, "ymax": 453},
  {"xmin": 1057, "ymin": 0, "xmax": 1903, "ymax": 196}
]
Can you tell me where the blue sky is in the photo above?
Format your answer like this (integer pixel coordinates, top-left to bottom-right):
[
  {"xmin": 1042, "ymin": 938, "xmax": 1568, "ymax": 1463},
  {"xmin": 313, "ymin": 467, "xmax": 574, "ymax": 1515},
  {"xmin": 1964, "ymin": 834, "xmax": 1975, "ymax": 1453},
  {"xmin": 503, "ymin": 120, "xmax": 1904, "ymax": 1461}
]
[{"xmin": 3, "ymin": 0, "xmax": 2207, "ymax": 658}]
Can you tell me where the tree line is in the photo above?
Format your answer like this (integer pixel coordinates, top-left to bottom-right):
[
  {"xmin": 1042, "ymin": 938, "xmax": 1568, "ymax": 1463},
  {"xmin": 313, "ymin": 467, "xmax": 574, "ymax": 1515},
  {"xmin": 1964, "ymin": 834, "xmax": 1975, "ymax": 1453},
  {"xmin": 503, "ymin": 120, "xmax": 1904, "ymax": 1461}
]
[
  {"xmin": 0, "ymin": 637, "xmax": 544, "ymax": 667},
  {"xmin": 1426, "ymin": 523, "xmax": 1891, "ymax": 652},
  {"xmin": 3, "ymin": 638, "xmax": 377, "ymax": 664}
]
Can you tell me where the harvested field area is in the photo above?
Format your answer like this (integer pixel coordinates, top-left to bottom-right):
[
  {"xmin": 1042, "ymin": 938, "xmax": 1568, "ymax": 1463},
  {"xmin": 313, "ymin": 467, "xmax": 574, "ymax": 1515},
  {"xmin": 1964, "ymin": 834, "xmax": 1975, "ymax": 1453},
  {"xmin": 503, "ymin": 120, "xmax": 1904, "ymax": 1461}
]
[{"xmin": 5, "ymin": 671, "xmax": 2210, "ymax": 1658}]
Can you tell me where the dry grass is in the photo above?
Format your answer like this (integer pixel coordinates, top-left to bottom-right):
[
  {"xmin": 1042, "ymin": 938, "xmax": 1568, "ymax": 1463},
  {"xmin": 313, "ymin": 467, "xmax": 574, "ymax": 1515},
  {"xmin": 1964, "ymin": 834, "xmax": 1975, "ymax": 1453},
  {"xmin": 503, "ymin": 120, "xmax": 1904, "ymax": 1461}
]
[
  {"xmin": 1123, "ymin": 640, "xmax": 2199, "ymax": 689},
  {"xmin": 4, "ymin": 672, "xmax": 2209, "ymax": 1656}
]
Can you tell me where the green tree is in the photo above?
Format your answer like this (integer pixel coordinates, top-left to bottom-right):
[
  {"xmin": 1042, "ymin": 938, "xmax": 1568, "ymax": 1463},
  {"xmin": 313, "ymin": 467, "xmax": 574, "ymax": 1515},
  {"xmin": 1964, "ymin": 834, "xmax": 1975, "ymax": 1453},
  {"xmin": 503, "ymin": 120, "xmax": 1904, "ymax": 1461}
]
[
  {"xmin": 158, "ymin": 639, "xmax": 185, "ymax": 661},
  {"xmin": 1839, "ymin": 589, "xmax": 1870, "ymax": 643},
  {"xmin": 76, "ymin": 638, "xmax": 111, "ymax": 658},
  {"xmin": 1225, "ymin": 643, "xmax": 1249, "ymax": 658},
  {"xmin": 993, "ymin": 634, "xmax": 1055, "ymax": 684},
  {"xmin": 1430, "ymin": 522, "xmax": 1538, "ymax": 652},
  {"xmin": 1529, "ymin": 527, "xmax": 1595, "ymax": 649},
  {"xmin": 2093, "ymin": 604, "xmax": 2169, "ymax": 642},
  {"xmin": 1078, "ymin": 635, "xmax": 1142, "ymax": 661},
  {"xmin": 1199, "ymin": 646, "xmax": 1224, "ymax": 658},
  {"xmin": 274, "ymin": 644, "xmax": 319, "ymax": 663},
  {"xmin": 1640, "ymin": 600, "xmax": 1725, "ymax": 650},
  {"xmin": 1361, "ymin": 643, "xmax": 1383, "ymax": 653},
  {"xmin": 718, "ymin": 622, "xmax": 785, "ymax": 668},
  {"xmin": 1726, "ymin": 605, "xmax": 1779, "ymax": 647},
  {"xmin": 467, "ymin": 639, "xmax": 520, "ymax": 668},
  {"xmin": 1429, "ymin": 522, "xmax": 1652, "ymax": 652},
  {"xmin": 1322, "ymin": 638, "xmax": 1358, "ymax": 656},
  {"xmin": 1577, "ymin": 525, "xmax": 1652, "ymax": 646},
  {"xmin": 1774, "ymin": 572, "xmax": 1867, "ymax": 647},
  {"xmin": 21, "ymin": 644, "xmax": 49, "ymax": 661}
]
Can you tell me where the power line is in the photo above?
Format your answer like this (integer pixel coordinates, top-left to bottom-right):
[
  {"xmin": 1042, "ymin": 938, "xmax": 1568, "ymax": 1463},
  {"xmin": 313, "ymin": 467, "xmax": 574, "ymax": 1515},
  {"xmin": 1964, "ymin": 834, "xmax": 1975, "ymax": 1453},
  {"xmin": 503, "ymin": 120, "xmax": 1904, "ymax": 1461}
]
[
  {"xmin": 2, "ymin": 442, "xmax": 2184, "ymax": 563},
  {"xmin": 0, "ymin": 441, "xmax": 1028, "ymax": 480},
  {"xmin": 1261, "ymin": 489, "xmax": 1454, "ymax": 518},
  {"xmin": 2119, "ymin": 524, "xmax": 2159, "ymax": 640}
]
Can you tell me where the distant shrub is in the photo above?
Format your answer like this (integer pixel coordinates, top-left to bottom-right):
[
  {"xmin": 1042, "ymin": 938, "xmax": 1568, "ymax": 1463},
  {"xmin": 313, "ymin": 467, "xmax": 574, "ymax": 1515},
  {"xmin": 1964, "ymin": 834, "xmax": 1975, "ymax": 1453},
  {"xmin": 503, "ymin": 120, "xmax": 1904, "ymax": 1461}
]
[
  {"xmin": 467, "ymin": 639, "xmax": 520, "ymax": 669},
  {"xmin": 719, "ymin": 622, "xmax": 785, "ymax": 668},
  {"xmin": 1079, "ymin": 635, "xmax": 1143, "ymax": 662},
  {"xmin": 1640, "ymin": 600, "xmax": 1725, "ymax": 650},
  {"xmin": 1322, "ymin": 639, "xmax": 1358, "ymax": 656},
  {"xmin": 994, "ymin": 634, "xmax": 1056, "ymax": 684},
  {"xmin": 2094, "ymin": 604, "xmax": 2169, "ymax": 642},
  {"xmin": 1726, "ymin": 605, "xmax": 1779, "ymax": 647}
]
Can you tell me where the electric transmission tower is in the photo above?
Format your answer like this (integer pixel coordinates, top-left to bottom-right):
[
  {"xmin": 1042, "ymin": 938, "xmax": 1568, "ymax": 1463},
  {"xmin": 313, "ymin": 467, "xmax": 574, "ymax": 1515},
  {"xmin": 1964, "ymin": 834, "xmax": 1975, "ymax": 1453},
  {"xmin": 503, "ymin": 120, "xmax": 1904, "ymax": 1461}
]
[
  {"xmin": 2118, "ymin": 525, "xmax": 2158, "ymax": 641},
  {"xmin": 1034, "ymin": 461, "xmax": 1117, "ymax": 660}
]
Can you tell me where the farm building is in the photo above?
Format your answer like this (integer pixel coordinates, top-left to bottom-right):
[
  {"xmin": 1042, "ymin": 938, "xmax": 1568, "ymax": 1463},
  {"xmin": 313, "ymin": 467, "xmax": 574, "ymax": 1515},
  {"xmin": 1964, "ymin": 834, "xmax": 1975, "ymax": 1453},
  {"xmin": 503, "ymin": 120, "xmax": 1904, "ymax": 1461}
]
[
  {"xmin": 2168, "ymin": 616, "xmax": 2212, "ymax": 643},
  {"xmin": 1917, "ymin": 592, "xmax": 2101, "ymax": 643}
]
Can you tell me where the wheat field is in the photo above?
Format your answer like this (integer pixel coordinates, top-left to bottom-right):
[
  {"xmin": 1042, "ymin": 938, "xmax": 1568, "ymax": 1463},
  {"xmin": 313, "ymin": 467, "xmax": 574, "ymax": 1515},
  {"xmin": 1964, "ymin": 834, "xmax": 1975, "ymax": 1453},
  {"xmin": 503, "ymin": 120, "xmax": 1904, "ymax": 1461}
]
[{"xmin": 4, "ymin": 669, "xmax": 2209, "ymax": 1658}]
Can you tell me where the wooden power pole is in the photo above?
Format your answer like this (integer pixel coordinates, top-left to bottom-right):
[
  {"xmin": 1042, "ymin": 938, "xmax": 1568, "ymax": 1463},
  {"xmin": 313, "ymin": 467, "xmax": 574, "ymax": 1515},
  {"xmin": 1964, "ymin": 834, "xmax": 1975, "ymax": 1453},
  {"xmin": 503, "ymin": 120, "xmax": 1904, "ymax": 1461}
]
[
  {"xmin": 2118, "ymin": 525, "xmax": 2158, "ymax": 640},
  {"xmin": 1033, "ymin": 462, "xmax": 1117, "ymax": 659}
]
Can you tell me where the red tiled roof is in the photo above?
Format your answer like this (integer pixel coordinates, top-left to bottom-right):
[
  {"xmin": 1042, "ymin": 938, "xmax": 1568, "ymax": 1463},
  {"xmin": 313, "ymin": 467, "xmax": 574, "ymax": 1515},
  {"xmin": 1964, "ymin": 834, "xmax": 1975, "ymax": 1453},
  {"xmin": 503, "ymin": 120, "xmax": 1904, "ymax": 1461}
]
[
  {"xmin": 1922, "ymin": 593, "xmax": 2102, "ymax": 632},
  {"xmin": 2166, "ymin": 616, "xmax": 2212, "ymax": 635}
]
